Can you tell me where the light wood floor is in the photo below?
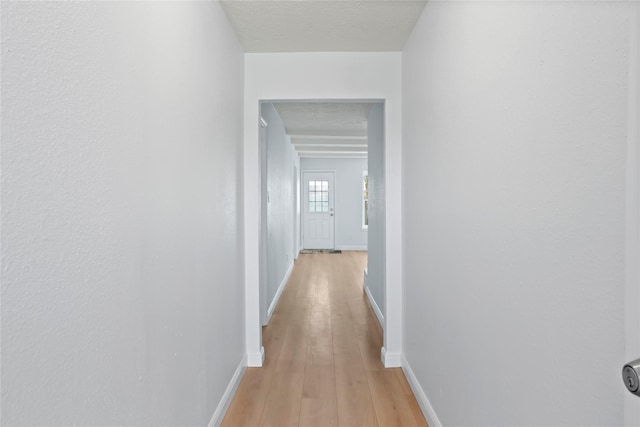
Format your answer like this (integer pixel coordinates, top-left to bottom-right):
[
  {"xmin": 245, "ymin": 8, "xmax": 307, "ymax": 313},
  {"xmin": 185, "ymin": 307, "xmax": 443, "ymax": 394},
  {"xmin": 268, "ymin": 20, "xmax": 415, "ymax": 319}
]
[{"xmin": 222, "ymin": 251, "xmax": 428, "ymax": 427}]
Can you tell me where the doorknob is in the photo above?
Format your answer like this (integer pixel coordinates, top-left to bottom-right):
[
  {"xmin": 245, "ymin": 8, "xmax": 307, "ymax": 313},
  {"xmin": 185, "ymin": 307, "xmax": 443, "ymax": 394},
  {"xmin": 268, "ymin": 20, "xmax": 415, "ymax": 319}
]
[{"xmin": 623, "ymin": 359, "xmax": 640, "ymax": 397}]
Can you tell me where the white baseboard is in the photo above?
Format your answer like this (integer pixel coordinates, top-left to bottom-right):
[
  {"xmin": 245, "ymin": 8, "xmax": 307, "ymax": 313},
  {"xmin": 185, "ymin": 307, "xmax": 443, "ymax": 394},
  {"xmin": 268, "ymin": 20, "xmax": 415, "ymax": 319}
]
[
  {"xmin": 364, "ymin": 282, "xmax": 384, "ymax": 329},
  {"xmin": 401, "ymin": 354, "xmax": 442, "ymax": 427},
  {"xmin": 267, "ymin": 260, "xmax": 294, "ymax": 323},
  {"xmin": 380, "ymin": 347, "xmax": 401, "ymax": 367},
  {"xmin": 207, "ymin": 353, "xmax": 247, "ymax": 427},
  {"xmin": 336, "ymin": 245, "xmax": 368, "ymax": 251},
  {"xmin": 247, "ymin": 346, "xmax": 265, "ymax": 367}
]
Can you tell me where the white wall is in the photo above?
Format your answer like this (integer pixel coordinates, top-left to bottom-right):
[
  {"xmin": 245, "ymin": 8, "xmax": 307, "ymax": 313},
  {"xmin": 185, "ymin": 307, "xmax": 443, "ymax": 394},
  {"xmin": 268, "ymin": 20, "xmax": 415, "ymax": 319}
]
[
  {"xmin": 403, "ymin": 2, "xmax": 633, "ymax": 425},
  {"xmin": 262, "ymin": 103, "xmax": 299, "ymax": 318},
  {"xmin": 244, "ymin": 53, "xmax": 403, "ymax": 367},
  {"xmin": 300, "ymin": 157, "xmax": 368, "ymax": 250},
  {"xmin": 1, "ymin": 2, "xmax": 245, "ymax": 425},
  {"xmin": 367, "ymin": 105, "xmax": 385, "ymax": 318},
  {"xmin": 625, "ymin": 4, "xmax": 640, "ymax": 425}
]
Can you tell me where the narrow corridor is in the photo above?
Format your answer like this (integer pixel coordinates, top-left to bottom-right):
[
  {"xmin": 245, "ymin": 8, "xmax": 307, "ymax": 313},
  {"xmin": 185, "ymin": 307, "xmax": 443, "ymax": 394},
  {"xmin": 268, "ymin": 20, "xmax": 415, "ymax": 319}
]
[{"xmin": 222, "ymin": 252, "xmax": 427, "ymax": 426}]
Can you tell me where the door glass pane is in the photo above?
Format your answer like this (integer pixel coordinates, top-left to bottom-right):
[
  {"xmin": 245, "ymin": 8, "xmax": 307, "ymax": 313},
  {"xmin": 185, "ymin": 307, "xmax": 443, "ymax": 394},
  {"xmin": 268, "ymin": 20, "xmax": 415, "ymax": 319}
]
[{"xmin": 308, "ymin": 178, "xmax": 332, "ymax": 214}]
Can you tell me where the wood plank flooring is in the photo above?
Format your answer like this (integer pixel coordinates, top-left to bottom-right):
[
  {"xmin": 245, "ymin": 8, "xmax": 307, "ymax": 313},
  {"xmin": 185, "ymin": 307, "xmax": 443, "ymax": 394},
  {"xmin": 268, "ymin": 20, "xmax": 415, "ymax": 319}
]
[{"xmin": 222, "ymin": 251, "xmax": 428, "ymax": 427}]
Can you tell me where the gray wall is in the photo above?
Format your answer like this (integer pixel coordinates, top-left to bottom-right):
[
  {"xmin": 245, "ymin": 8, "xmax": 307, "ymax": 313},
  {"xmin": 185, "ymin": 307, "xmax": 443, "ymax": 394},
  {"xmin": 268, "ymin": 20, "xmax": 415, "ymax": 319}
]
[
  {"xmin": 402, "ymin": 2, "xmax": 631, "ymax": 425},
  {"xmin": 301, "ymin": 157, "xmax": 368, "ymax": 250},
  {"xmin": 262, "ymin": 103, "xmax": 299, "ymax": 315},
  {"xmin": 1, "ymin": 2, "xmax": 245, "ymax": 425},
  {"xmin": 367, "ymin": 104, "xmax": 385, "ymax": 317}
]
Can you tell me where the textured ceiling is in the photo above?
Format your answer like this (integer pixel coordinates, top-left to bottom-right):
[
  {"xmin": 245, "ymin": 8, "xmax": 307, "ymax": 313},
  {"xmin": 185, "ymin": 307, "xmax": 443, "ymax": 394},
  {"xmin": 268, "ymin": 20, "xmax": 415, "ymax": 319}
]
[
  {"xmin": 272, "ymin": 102, "xmax": 376, "ymax": 158},
  {"xmin": 220, "ymin": 1, "xmax": 428, "ymax": 52}
]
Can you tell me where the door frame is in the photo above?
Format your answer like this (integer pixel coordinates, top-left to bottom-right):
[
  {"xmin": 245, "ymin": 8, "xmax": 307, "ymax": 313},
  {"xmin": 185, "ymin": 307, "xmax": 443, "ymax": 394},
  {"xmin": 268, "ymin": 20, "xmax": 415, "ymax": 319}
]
[
  {"xmin": 259, "ymin": 116, "xmax": 269, "ymax": 327},
  {"xmin": 244, "ymin": 87, "xmax": 400, "ymax": 370},
  {"xmin": 294, "ymin": 165, "xmax": 300, "ymax": 259},
  {"xmin": 301, "ymin": 170, "xmax": 336, "ymax": 250}
]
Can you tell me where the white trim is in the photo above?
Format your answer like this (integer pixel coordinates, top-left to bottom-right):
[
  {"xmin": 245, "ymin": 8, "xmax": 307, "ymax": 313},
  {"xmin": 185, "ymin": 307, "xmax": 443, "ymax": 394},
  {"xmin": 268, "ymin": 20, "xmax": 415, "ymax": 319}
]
[
  {"xmin": 247, "ymin": 346, "xmax": 265, "ymax": 367},
  {"xmin": 259, "ymin": 118, "xmax": 269, "ymax": 328},
  {"xmin": 362, "ymin": 170, "xmax": 369, "ymax": 230},
  {"xmin": 380, "ymin": 347, "xmax": 401, "ymax": 367},
  {"xmin": 401, "ymin": 354, "xmax": 443, "ymax": 427},
  {"xmin": 267, "ymin": 260, "xmax": 294, "ymax": 323},
  {"xmin": 293, "ymin": 164, "xmax": 300, "ymax": 261},
  {"xmin": 364, "ymin": 281, "xmax": 384, "ymax": 329},
  {"xmin": 336, "ymin": 245, "xmax": 368, "ymax": 251},
  {"xmin": 207, "ymin": 354, "xmax": 247, "ymax": 427}
]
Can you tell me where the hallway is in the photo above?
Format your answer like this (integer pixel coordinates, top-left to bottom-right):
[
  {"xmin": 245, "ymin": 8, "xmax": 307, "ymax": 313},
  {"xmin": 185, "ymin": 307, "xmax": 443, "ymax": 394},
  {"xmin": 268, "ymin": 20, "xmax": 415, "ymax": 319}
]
[{"xmin": 222, "ymin": 252, "xmax": 427, "ymax": 426}]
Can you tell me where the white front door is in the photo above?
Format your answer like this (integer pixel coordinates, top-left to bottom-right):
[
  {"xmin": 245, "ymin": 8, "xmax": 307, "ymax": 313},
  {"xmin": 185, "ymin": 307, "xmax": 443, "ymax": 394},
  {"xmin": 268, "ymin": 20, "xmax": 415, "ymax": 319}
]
[{"xmin": 302, "ymin": 171, "xmax": 335, "ymax": 249}]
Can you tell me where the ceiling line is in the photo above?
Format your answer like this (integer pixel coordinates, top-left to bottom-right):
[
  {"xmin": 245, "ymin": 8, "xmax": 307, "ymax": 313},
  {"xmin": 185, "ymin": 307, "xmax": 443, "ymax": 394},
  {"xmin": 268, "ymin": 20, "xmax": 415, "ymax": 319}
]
[{"xmin": 288, "ymin": 134, "xmax": 367, "ymax": 141}]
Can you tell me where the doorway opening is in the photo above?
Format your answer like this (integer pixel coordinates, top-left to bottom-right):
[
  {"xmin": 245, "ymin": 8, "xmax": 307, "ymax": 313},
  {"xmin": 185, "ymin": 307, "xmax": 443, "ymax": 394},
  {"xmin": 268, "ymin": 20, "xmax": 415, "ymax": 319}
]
[{"xmin": 257, "ymin": 99, "xmax": 386, "ymax": 363}]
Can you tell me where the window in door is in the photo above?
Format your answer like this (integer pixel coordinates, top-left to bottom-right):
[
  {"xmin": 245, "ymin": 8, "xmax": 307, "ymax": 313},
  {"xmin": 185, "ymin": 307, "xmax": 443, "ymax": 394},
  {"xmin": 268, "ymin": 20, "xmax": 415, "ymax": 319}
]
[{"xmin": 309, "ymin": 180, "xmax": 329, "ymax": 213}]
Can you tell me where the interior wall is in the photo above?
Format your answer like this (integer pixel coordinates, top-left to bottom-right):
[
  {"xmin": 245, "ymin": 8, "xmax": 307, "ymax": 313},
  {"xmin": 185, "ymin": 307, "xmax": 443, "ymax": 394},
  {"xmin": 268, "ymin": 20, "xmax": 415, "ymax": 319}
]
[
  {"xmin": 625, "ymin": 4, "xmax": 640, "ymax": 425},
  {"xmin": 261, "ymin": 103, "xmax": 299, "ymax": 315},
  {"xmin": 300, "ymin": 157, "xmax": 368, "ymax": 250},
  {"xmin": 244, "ymin": 52, "xmax": 403, "ymax": 366},
  {"xmin": 296, "ymin": 164, "xmax": 301, "ymax": 254},
  {"xmin": 402, "ymin": 2, "xmax": 631, "ymax": 425},
  {"xmin": 367, "ymin": 104, "xmax": 385, "ymax": 317},
  {"xmin": 1, "ymin": 2, "xmax": 245, "ymax": 425}
]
